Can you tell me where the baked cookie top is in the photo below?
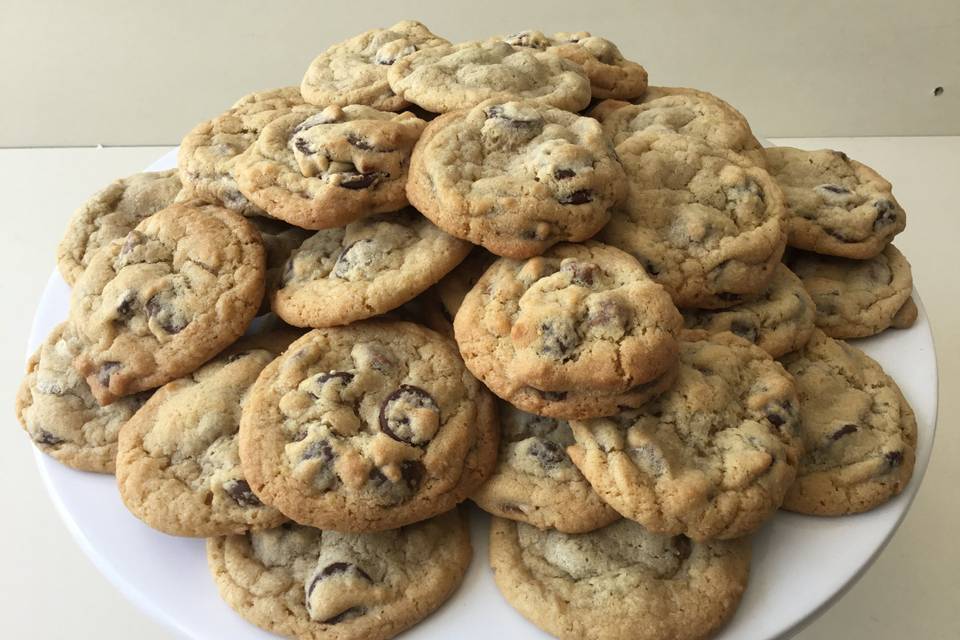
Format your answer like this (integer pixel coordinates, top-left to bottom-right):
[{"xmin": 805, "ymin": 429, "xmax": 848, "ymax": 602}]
[
  {"xmin": 178, "ymin": 87, "xmax": 310, "ymax": 216},
  {"xmin": 786, "ymin": 244, "xmax": 915, "ymax": 339},
  {"xmin": 271, "ymin": 208, "xmax": 471, "ymax": 328},
  {"xmin": 69, "ymin": 202, "xmax": 266, "ymax": 405},
  {"xmin": 116, "ymin": 331, "xmax": 301, "ymax": 537},
  {"xmin": 407, "ymin": 99, "xmax": 626, "ymax": 258},
  {"xmin": 57, "ymin": 170, "xmax": 182, "ymax": 286},
  {"xmin": 239, "ymin": 321, "xmax": 498, "ymax": 531},
  {"xmin": 387, "ymin": 39, "xmax": 592, "ymax": 113},
  {"xmin": 569, "ymin": 331, "xmax": 802, "ymax": 540},
  {"xmin": 600, "ymin": 132, "xmax": 786, "ymax": 309},
  {"xmin": 779, "ymin": 330, "xmax": 917, "ymax": 515},
  {"xmin": 301, "ymin": 21, "xmax": 448, "ymax": 112},
  {"xmin": 207, "ymin": 509, "xmax": 471, "ymax": 640},
  {"xmin": 471, "ymin": 402, "xmax": 619, "ymax": 533},
  {"xmin": 489, "ymin": 517, "xmax": 751, "ymax": 640},
  {"xmin": 503, "ymin": 30, "xmax": 648, "ymax": 100},
  {"xmin": 591, "ymin": 86, "xmax": 765, "ymax": 165},
  {"xmin": 233, "ymin": 105, "xmax": 426, "ymax": 229},
  {"xmin": 15, "ymin": 323, "xmax": 149, "ymax": 474},
  {"xmin": 766, "ymin": 146, "xmax": 906, "ymax": 258},
  {"xmin": 682, "ymin": 263, "xmax": 815, "ymax": 357}
]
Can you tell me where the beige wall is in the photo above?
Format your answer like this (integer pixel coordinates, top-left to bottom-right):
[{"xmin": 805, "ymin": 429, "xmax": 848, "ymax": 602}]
[{"xmin": 1, "ymin": 0, "xmax": 957, "ymax": 146}]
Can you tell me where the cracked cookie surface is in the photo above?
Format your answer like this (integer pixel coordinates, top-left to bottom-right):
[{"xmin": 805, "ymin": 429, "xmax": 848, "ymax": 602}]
[
  {"xmin": 779, "ymin": 330, "xmax": 917, "ymax": 515},
  {"xmin": 387, "ymin": 39, "xmax": 592, "ymax": 113},
  {"xmin": 600, "ymin": 132, "xmax": 786, "ymax": 309},
  {"xmin": 569, "ymin": 331, "xmax": 802, "ymax": 540},
  {"xmin": 503, "ymin": 30, "xmax": 647, "ymax": 100},
  {"xmin": 116, "ymin": 330, "xmax": 301, "ymax": 537},
  {"xmin": 57, "ymin": 170, "xmax": 183, "ymax": 286},
  {"xmin": 271, "ymin": 207, "xmax": 471, "ymax": 327},
  {"xmin": 233, "ymin": 105, "xmax": 426, "ymax": 229},
  {"xmin": 301, "ymin": 21, "xmax": 449, "ymax": 112},
  {"xmin": 786, "ymin": 244, "xmax": 915, "ymax": 339},
  {"xmin": 69, "ymin": 202, "xmax": 266, "ymax": 404},
  {"xmin": 455, "ymin": 242, "xmax": 682, "ymax": 418},
  {"xmin": 239, "ymin": 321, "xmax": 498, "ymax": 531},
  {"xmin": 472, "ymin": 402, "xmax": 619, "ymax": 533},
  {"xmin": 207, "ymin": 509, "xmax": 470, "ymax": 640},
  {"xmin": 682, "ymin": 264, "xmax": 815, "ymax": 357},
  {"xmin": 766, "ymin": 146, "xmax": 906, "ymax": 258},
  {"xmin": 407, "ymin": 99, "xmax": 626, "ymax": 258},
  {"xmin": 489, "ymin": 517, "xmax": 751, "ymax": 640},
  {"xmin": 178, "ymin": 87, "xmax": 310, "ymax": 216},
  {"xmin": 15, "ymin": 323, "xmax": 150, "ymax": 473}
]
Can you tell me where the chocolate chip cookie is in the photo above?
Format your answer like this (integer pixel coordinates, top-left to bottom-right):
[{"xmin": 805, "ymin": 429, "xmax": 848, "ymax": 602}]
[
  {"xmin": 407, "ymin": 99, "xmax": 626, "ymax": 258},
  {"xmin": 178, "ymin": 87, "xmax": 310, "ymax": 216},
  {"xmin": 786, "ymin": 244, "xmax": 915, "ymax": 339},
  {"xmin": 271, "ymin": 207, "xmax": 471, "ymax": 327},
  {"xmin": 600, "ymin": 132, "xmax": 786, "ymax": 308},
  {"xmin": 766, "ymin": 146, "xmax": 906, "ymax": 258},
  {"xmin": 239, "ymin": 321, "xmax": 498, "ymax": 531},
  {"xmin": 208, "ymin": 509, "xmax": 470, "ymax": 639},
  {"xmin": 300, "ymin": 21, "xmax": 449, "ymax": 112},
  {"xmin": 69, "ymin": 202, "xmax": 266, "ymax": 405},
  {"xmin": 15, "ymin": 323, "xmax": 149, "ymax": 473},
  {"xmin": 503, "ymin": 30, "xmax": 648, "ymax": 100},
  {"xmin": 779, "ymin": 330, "xmax": 917, "ymax": 515},
  {"xmin": 56, "ymin": 170, "xmax": 183, "ymax": 286},
  {"xmin": 472, "ymin": 402, "xmax": 619, "ymax": 533},
  {"xmin": 251, "ymin": 217, "xmax": 313, "ymax": 314},
  {"xmin": 232, "ymin": 105, "xmax": 426, "ymax": 229},
  {"xmin": 432, "ymin": 248, "xmax": 497, "ymax": 326},
  {"xmin": 387, "ymin": 39, "xmax": 592, "ymax": 113},
  {"xmin": 455, "ymin": 242, "xmax": 681, "ymax": 419},
  {"xmin": 591, "ymin": 85, "xmax": 766, "ymax": 166},
  {"xmin": 682, "ymin": 264, "xmax": 816, "ymax": 357},
  {"xmin": 489, "ymin": 517, "xmax": 751, "ymax": 640},
  {"xmin": 569, "ymin": 331, "xmax": 802, "ymax": 540},
  {"xmin": 116, "ymin": 330, "xmax": 302, "ymax": 537}
]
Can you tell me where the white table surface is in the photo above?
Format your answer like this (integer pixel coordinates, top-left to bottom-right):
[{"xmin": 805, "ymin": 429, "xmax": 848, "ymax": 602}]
[{"xmin": 1, "ymin": 138, "xmax": 957, "ymax": 640}]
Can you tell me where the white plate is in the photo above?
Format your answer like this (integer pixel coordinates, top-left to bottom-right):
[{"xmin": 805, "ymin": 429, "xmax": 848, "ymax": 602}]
[{"xmin": 29, "ymin": 149, "xmax": 938, "ymax": 640}]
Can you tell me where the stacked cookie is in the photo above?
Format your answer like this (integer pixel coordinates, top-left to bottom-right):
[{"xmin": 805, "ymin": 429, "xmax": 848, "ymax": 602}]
[{"xmin": 16, "ymin": 20, "xmax": 921, "ymax": 640}]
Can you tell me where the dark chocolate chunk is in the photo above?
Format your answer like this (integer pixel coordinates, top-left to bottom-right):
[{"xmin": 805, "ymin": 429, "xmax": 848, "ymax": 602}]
[
  {"xmin": 830, "ymin": 424, "xmax": 858, "ymax": 441},
  {"xmin": 558, "ymin": 189, "xmax": 593, "ymax": 205},
  {"xmin": 223, "ymin": 479, "xmax": 262, "ymax": 507},
  {"xmin": 528, "ymin": 439, "xmax": 566, "ymax": 468},
  {"xmin": 378, "ymin": 385, "xmax": 440, "ymax": 446}
]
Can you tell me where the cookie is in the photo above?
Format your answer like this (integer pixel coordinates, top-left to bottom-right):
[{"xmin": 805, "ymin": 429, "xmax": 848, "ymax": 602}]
[
  {"xmin": 591, "ymin": 85, "xmax": 766, "ymax": 166},
  {"xmin": 69, "ymin": 202, "xmax": 266, "ymax": 405},
  {"xmin": 569, "ymin": 331, "xmax": 802, "ymax": 540},
  {"xmin": 431, "ymin": 248, "xmax": 496, "ymax": 327},
  {"xmin": 239, "ymin": 321, "xmax": 498, "ymax": 532},
  {"xmin": 208, "ymin": 509, "xmax": 471, "ymax": 640},
  {"xmin": 682, "ymin": 264, "xmax": 816, "ymax": 357},
  {"xmin": 15, "ymin": 323, "xmax": 149, "ymax": 473},
  {"xmin": 387, "ymin": 39, "xmax": 592, "ymax": 113},
  {"xmin": 232, "ymin": 105, "xmax": 426, "ymax": 229},
  {"xmin": 504, "ymin": 30, "xmax": 648, "ymax": 100},
  {"xmin": 600, "ymin": 132, "xmax": 786, "ymax": 308},
  {"xmin": 471, "ymin": 402, "xmax": 619, "ymax": 533},
  {"xmin": 178, "ymin": 87, "xmax": 310, "ymax": 216},
  {"xmin": 786, "ymin": 244, "xmax": 915, "ymax": 339},
  {"xmin": 116, "ymin": 330, "xmax": 302, "ymax": 537},
  {"xmin": 251, "ymin": 217, "xmax": 313, "ymax": 314},
  {"xmin": 455, "ymin": 242, "xmax": 681, "ymax": 419},
  {"xmin": 406, "ymin": 99, "xmax": 626, "ymax": 258},
  {"xmin": 56, "ymin": 170, "xmax": 183, "ymax": 286},
  {"xmin": 271, "ymin": 207, "xmax": 471, "ymax": 328},
  {"xmin": 765, "ymin": 146, "xmax": 906, "ymax": 258},
  {"xmin": 779, "ymin": 330, "xmax": 917, "ymax": 515},
  {"xmin": 489, "ymin": 517, "xmax": 751, "ymax": 640},
  {"xmin": 300, "ymin": 21, "xmax": 449, "ymax": 112}
]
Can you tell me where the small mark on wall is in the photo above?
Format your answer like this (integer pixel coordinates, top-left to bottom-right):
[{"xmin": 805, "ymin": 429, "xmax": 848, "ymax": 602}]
[{"xmin": 933, "ymin": 86, "xmax": 944, "ymax": 96}]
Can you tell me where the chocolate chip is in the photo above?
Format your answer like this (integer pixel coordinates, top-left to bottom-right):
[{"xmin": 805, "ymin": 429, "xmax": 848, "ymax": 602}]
[
  {"xmin": 223, "ymin": 479, "xmax": 262, "ymax": 507},
  {"xmin": 322, "ymin": 607, "xmax": 366, "ymax": 625},
  {"xmin": 558, "ymin": 189, "xmax": 593, "ymax": 205},
  {"xmin": 583, "ymin": 299, "xmax": 627, "ymax": 330},
  {"xmin": 484, "ymin": 105, "xmax": 542, "ymax": 128},
  {"xmin": 818, "ymin": 184, "xmax": 850, "ymax": 195},
  {"xmin": 145, "ymin": 295, "xmax": 188, "ymax": 334},
  {"xmin": 538, "ymin": 318, "xmax": 578, "ymax": 360},
  {"xmin": 730, "ymin": 320, "xmax": 758, "ymax": 343},
  {"xmin": 528, "ymin": 439, "xmax": 566, "ymax": 468},
  {"xmin": 225, "ymin": 350, "xmax": 251, "ymax": 363},
  {"xmin": 313, "ymin": 562, "xmax": 372, "ymax": 589},
  {"xmin": 500, "ymin": 503, "xmax": 526, "ymax": 514},
  {"xmin": 400, "ymin": 459, "xmax": 425, "ymax": 491},
  {"xmin": 35, "ymin": 430, "xmax": 64, "ymax": 446},
  {"xmin": 834, "ymin": 151, "xmax": 850, "ymax": 162},
  {"xmin": 885, "ymin": 450, "xmax": 904, "ymax": 468},
  {"xmin": 378, "ymin": 385, "xmax": 440, "ymax": 446},
  {"xmin": 873, "ymin": 200, "xmax": 898, "ymax": 229},
  {"xmin": 294, "ymin": 138, "xmax": 312, "ymax": 155},
  {"xmin": 830, "ymin": 424, "xmax": 858, "ymax": 440},
  {"xmin": 765, "ymin": 401, "xmax": 795, "ymax": 430},
  {"xmin": 554, "ymin": 168, "xmax": 576, "ymax": 180},
  {"xmin": 332, "ymin": 240, "xmax": 375, "ymax": 278},
  {"xmin": 536, "ymin": 389, "xmax": 568, "ymax": 401},
  {"xmin": 303, "ymin": 439, "xmax": 335, "ymax": 462},
  {"xmin": 116, "ymin": 290, "xmax": 137, "ymax": 319},
  {"xmin": 120, "ymin": 230, "xmax": 146, "ymax": 257},
  {"xmin": 307, "ymin": 372, "xmax": 354, "ymax": 399},
  {"xmin": 339, "ymin": 172, "xmax": 381, "ymax": 190},
  {"xmin": 346, "ymin": 133, "xmax": 374, "ymax": 151},
  {"xmin": 97, "ymin": 362, "xmax": 120, "ymax": 388},
  {"xmin": 672, "ymin": 536, "xmax": 692, "ymax": 562},
  {"xmin": 560, "ymin": 260, "xmax": 599, "ymax": 286}
]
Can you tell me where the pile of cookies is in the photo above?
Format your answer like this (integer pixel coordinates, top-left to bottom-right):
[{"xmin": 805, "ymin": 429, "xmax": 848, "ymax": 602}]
[{"xmin": 16, "ymin": 20, "xmax": 921, "ymax": 640}]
